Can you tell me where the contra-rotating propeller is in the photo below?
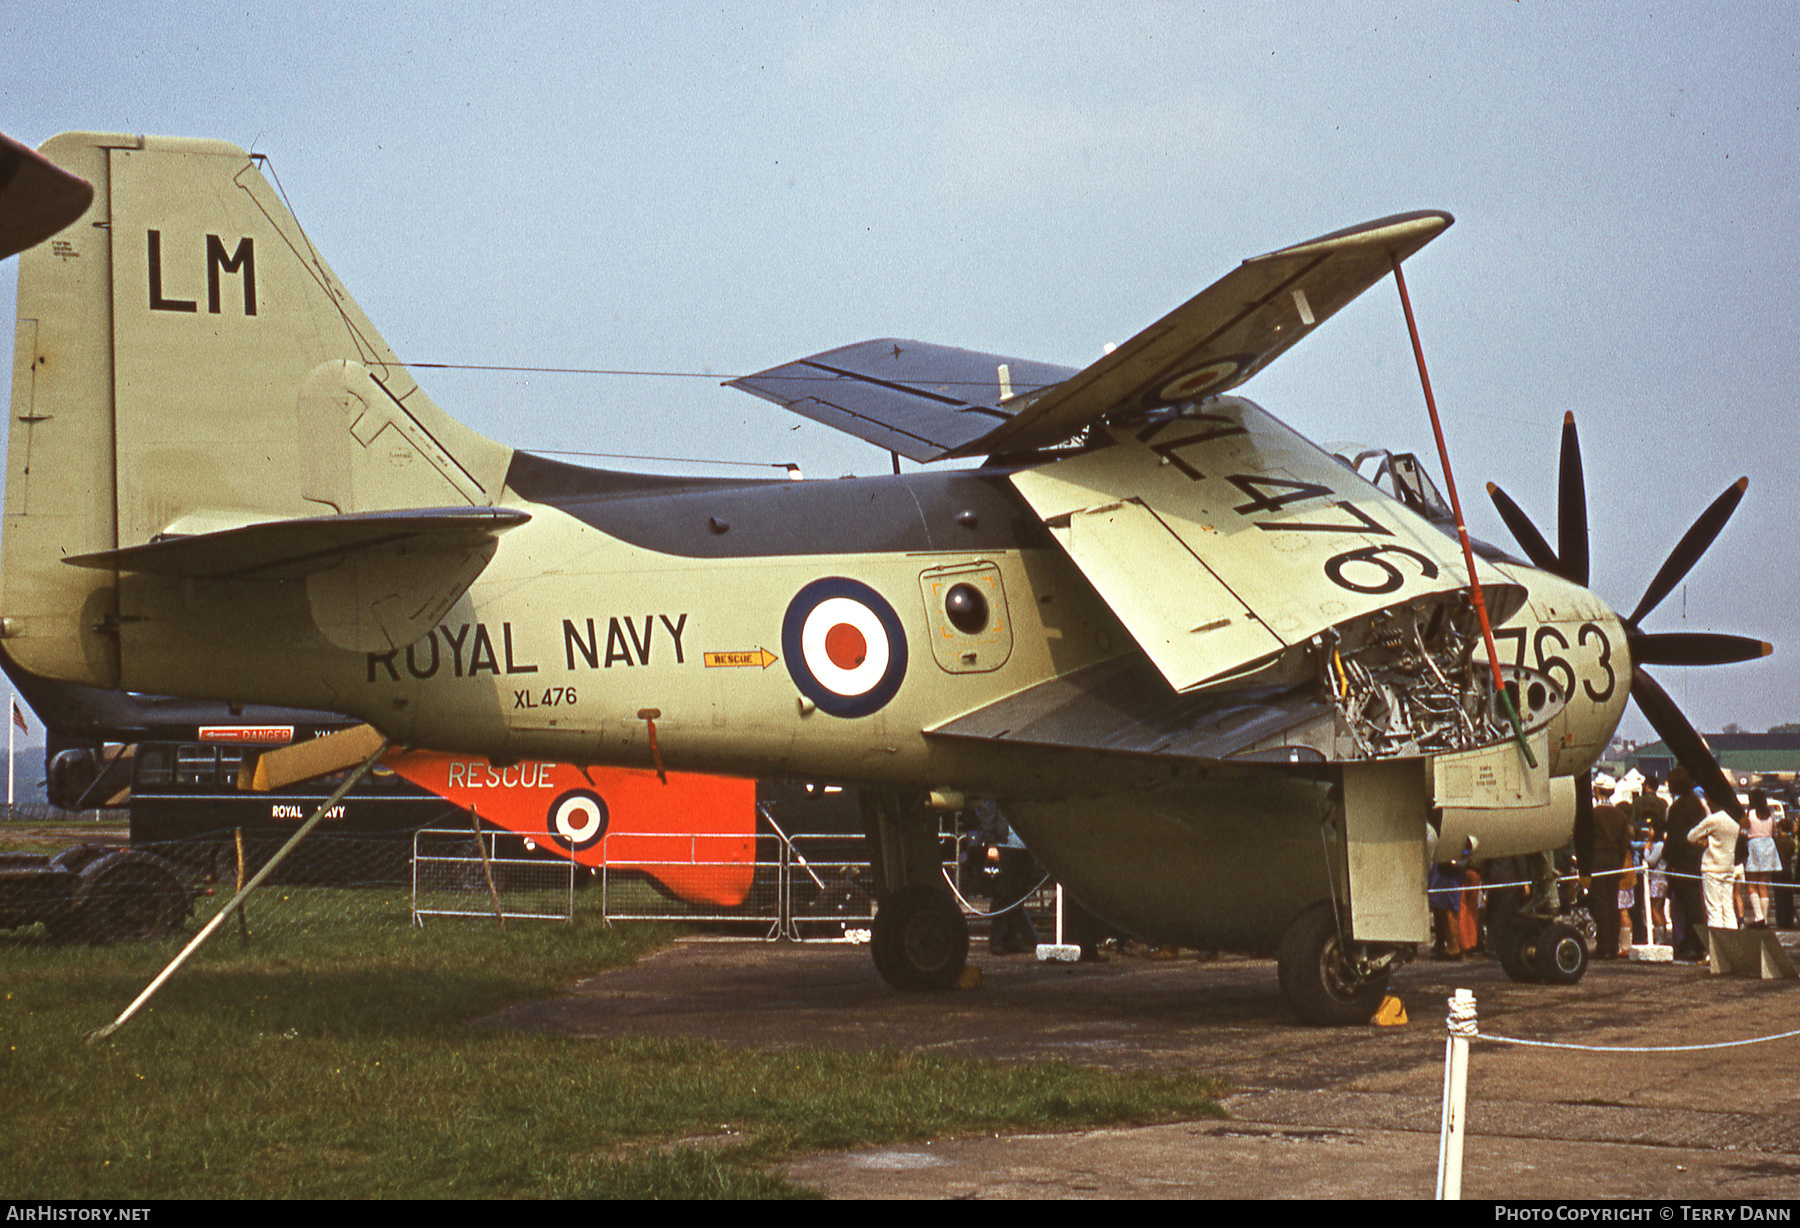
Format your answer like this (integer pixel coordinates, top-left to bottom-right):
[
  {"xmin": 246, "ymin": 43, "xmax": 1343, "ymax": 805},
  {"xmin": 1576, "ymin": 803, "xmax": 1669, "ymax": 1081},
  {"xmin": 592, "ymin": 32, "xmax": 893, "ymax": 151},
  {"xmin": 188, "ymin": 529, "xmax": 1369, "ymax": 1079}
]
[{"xmin": 1486, "ymin": 411, "xmax": 1768, "ymax": 821}]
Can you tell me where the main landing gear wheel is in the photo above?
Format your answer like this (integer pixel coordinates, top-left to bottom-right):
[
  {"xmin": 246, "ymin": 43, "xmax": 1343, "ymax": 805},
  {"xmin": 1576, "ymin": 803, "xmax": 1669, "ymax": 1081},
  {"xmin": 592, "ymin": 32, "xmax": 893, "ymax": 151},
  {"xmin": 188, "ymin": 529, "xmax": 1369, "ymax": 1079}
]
[
  {"xmin": 1277, "ymin": 901, "xmax": 1393, "ymax": 1026},
  {"xmin": 1533, "ymin": 923, "xmax": 1589, "ymax": 985},
  {"xmin": 871, "ymin": 887, "xmax": 969, "ymax": 991}
]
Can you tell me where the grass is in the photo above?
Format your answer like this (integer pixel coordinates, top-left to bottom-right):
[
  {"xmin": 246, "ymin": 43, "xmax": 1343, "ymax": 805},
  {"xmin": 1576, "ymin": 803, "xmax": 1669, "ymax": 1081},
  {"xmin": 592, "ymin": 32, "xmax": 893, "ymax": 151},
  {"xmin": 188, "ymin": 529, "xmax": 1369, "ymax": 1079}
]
[
  {"xmin": 0, "ymin": 817, "xmax": 129, "ymax": 856},
  {"xmin": 0, "ymin": 914, "xmax": 1227, "ymax": 1199}
]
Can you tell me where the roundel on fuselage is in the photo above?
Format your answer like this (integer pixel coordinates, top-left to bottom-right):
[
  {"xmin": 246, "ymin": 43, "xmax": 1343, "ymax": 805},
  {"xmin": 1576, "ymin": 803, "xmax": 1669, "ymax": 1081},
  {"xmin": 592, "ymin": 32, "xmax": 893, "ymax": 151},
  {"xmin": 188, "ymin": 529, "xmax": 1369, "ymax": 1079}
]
[
  {"xmin": 782, "ymin": 577, "xmax": 908, "ymax": 717},
  {"xmin": 546, "ymin": 788, "xmax": 609, "ymax": 852}
]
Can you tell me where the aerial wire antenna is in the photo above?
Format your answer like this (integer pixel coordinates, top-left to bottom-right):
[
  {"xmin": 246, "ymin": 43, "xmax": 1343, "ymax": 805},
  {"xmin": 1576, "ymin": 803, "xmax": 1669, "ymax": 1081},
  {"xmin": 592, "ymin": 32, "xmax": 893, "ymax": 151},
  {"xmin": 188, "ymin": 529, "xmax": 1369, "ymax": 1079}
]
[
  {"xmin": 530, "ymin": 448, "xmax": 799, "ymax": 475},
  {"xmin": 406, "ymin": 360, "xmax": 1035, "ymax": 392},
  {"xmin": 1390, "ymin": 255, "xmax": 1535, "ymax": 767}
]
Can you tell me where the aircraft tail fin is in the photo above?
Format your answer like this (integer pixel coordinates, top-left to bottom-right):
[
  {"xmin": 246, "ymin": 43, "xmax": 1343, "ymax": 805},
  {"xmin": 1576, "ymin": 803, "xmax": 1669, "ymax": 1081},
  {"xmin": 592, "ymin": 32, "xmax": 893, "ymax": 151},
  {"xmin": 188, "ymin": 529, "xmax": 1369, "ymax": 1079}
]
[{"xmin": 3, "ymin": 132, "xmax": 512, "ymax": 688}]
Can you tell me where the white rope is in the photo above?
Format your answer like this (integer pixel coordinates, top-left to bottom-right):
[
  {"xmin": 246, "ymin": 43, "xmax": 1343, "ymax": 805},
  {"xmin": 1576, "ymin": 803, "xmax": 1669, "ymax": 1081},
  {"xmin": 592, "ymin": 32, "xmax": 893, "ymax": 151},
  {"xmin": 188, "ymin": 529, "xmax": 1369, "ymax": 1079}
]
[
  {"xmin": 1474, "ymin": 1025, "xmax": 1800, "ymax": 1053},
  {"xmin": 939, "ymin": 865, "xmax": 1052, "ymax": 918},
  {"xmin": 1454, "ymin": 864, "xmax": 1723, "ymax": 892}
]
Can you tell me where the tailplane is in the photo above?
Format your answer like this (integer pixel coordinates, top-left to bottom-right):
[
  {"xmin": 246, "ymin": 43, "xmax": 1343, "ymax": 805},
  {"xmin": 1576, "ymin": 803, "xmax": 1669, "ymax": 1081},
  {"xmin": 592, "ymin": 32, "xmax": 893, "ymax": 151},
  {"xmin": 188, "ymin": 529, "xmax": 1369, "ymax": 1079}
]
[{"xmin": 4, "ymin": 132, "xmax": 512, "ymax": 689}]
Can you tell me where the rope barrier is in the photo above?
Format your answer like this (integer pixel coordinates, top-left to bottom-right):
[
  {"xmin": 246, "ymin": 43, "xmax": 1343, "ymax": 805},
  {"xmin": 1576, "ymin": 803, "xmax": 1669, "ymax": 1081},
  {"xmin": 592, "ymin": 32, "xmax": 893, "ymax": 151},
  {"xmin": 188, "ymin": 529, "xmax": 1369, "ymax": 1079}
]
[
  {"xmin": 1461, "ymin": 860, "xmax": 1728, "ymax": 889},
  {"xmin": 1440, "ymin": 863, "xmax": 1754, "ymax": 891},
  {"xmin": 1446, "ymin": 992, "xmax": 1479, "ymax": 1039},
  {"xmin": 1434, "ymin": 988, "xmax": 1800, "ymax": 1199},
  {"xmin": 939, "ymin": 865, "xmax": 1052, "ymax": 919},
  {"xmin": 1435, "ymin": 987, "xmax": 1800, "ymax": 1199},
  {"xmin": 1473, "ymin": 1026, "xmax": 1800, "ymax": 1053}
]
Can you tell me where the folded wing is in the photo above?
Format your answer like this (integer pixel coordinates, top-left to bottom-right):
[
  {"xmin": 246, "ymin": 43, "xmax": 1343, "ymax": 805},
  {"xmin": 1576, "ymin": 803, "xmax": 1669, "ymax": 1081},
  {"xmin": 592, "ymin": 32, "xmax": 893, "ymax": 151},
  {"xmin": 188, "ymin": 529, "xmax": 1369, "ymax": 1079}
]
[
  {"xmin": 958, "ymin": 211, "xmax": 1452, "ymax": 456},
  {"xmin": 727, "ymin": 339, "xmax": 1075, "ymax": 462},
  {"xmin": 1010, "ymin": 397, "xmax": 1521, "ymax": 693},
  {"xmin": 928, "ymin": 656, "xmax": 1332, "ymax": 765},
  {"xmin": 67, "ymin": 507, "xmax": 529, "ymax": 654},
  {"xmin": 728, "ymin": 212, "xmax": 1452, "ymax": 462}
]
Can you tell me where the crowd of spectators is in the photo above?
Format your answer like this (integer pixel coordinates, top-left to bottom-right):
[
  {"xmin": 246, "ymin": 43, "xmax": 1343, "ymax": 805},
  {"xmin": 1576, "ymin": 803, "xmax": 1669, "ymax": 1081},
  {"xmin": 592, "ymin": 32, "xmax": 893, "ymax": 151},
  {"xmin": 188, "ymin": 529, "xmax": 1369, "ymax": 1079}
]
[{"xmin": 1430, "ymin": 768, "xmax": 1799, "ymax": 962}]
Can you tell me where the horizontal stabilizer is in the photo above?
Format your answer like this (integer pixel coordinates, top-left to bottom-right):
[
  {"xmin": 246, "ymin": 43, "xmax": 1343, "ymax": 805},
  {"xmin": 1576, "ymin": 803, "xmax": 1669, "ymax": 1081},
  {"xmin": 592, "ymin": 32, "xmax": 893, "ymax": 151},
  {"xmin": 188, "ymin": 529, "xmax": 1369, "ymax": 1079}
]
[
  {"xmin": 67, "ymin": 507, "xmax": 530, "ymax": 654},
  {"xmin": 727, "ymin": 339, "xmax": 1076, "ymax": 462},
  {"xmin": 65, "ymin": 507, "xmax": 528, "ymax": 578},
  {"xmin": 1, "ymin": 129, "xmax": 515, "ymax": 689},
  {"xmin": 953, "ymin": 211, "xmax": 1453, "ymax": 457},
  {"xmin": 0, "ymin": 133, "xmax": 93, "ymax": 260}
]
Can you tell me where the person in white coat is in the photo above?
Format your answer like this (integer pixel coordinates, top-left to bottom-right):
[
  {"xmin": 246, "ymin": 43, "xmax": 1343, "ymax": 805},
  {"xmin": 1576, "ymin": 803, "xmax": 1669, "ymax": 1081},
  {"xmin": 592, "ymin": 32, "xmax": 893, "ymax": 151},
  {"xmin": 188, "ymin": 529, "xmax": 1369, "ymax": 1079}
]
[{"xmin": 1690, "ymin": 805, "xmax": 1743, "ymax": 931}]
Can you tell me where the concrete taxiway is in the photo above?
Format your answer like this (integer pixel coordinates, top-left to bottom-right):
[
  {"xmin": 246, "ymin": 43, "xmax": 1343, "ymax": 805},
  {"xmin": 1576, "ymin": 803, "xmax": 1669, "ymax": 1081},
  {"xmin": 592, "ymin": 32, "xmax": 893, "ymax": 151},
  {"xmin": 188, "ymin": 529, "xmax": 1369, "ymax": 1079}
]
[{"xmin": 483, "ymin": 938, "xmax": 1800, "ymax": 1199}]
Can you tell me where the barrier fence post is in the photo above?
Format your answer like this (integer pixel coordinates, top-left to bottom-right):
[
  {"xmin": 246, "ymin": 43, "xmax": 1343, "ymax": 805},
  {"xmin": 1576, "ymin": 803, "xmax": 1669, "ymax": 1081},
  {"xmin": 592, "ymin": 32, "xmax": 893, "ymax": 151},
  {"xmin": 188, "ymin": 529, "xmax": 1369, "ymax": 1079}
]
[{"xmin": 1435, "ymin": 988, "xmax": 1476, "ymax": 1200}]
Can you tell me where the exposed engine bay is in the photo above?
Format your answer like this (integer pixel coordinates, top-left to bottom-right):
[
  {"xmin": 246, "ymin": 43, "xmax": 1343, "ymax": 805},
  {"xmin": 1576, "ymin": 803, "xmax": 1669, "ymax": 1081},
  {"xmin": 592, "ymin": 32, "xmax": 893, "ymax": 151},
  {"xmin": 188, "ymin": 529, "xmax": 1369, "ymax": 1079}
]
[{"xmin": 1317, "ymin": 594, "xmax": 1562, "ymax": 760}]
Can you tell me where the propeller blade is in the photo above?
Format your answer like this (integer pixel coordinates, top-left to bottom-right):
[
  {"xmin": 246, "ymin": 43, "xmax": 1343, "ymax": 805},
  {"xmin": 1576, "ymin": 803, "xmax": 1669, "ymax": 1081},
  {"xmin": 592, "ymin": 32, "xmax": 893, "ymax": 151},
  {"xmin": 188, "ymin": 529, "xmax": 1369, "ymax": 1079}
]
[
  {"xmin": 1629, "ymin": 631, "xmax": 1773, "ymax": 667},
  {"xmin": 1630, "ymin": 668, "xmax": 1743, "ymax": 819},
  {"xmin": 1557, "ymin": 411, "xmax": 1589, "ymax": 588},
  {"xmin": 1486, "ymin": 482, "xmax": 1562, "ymax": 575},
  {"xmin": 1628, "ymin": 477, "xmax": 1749, "ymax": 627}
]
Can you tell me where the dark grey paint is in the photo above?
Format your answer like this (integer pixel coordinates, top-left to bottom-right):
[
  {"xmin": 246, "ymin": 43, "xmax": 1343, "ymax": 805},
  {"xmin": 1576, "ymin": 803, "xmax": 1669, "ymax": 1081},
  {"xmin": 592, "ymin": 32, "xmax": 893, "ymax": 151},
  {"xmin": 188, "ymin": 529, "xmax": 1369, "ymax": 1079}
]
[
  {"xmin": 728, "ymin": 337, "xmax": 1078, "ymax": 462},
  {"xmin": 505, "ymin": 451, "xmax": 1055, "ymax": 559}
]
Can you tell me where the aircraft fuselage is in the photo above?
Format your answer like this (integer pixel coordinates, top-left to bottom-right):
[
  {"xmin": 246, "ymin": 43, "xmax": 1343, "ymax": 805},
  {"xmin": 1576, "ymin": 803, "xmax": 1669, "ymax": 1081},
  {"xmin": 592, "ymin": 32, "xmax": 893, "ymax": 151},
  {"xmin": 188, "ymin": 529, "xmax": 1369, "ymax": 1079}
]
[{"xmin": 104, "ymin": 440, "xmax": 1630, "ymax": 813}]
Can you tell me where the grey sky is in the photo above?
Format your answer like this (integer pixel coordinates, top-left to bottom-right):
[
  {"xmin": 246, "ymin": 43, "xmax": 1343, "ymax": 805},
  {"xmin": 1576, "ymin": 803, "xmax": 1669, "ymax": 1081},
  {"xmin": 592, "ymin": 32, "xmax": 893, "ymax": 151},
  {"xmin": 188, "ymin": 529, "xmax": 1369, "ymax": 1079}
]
[{"xmin": 4, "ymin": 1, "xmax": 1795, "ymax": 740}]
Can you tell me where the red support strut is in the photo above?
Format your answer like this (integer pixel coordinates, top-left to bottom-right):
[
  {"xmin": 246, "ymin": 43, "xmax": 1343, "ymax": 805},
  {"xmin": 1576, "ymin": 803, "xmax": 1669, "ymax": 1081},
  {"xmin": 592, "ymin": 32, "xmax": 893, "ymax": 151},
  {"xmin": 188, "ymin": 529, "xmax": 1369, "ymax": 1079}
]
[{"xmin": 1391, "ymin": 255, "xmax": 1535, "ymax": 767}]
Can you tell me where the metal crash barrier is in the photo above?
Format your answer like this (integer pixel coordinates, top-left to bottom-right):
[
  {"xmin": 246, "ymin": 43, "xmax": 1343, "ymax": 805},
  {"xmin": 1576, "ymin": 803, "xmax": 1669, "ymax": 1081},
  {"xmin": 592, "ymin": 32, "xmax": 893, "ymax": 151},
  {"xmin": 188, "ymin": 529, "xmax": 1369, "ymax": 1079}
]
[
  {"xmin": 411, "ymin": 827, "xmax": 582, "ymax": 925},
  {"xmin": 775, "ymin": 831, "xmax": 877, "ymax": 940},
  {"xmin": 589, "ymin": 814, "xmax": 887, "ymax": 940},
  {"xmin": 409, "ymin": 806, "xmax": 972, "ymax": 940}
]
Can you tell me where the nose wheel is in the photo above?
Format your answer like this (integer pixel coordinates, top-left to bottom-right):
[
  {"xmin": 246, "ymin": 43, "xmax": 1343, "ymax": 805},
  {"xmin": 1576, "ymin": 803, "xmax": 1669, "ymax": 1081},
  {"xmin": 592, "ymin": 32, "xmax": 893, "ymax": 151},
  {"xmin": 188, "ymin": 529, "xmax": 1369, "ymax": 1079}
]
[{"xmin": 1498, "ymin": 921, "xmax": 1589, "ymax": 985}]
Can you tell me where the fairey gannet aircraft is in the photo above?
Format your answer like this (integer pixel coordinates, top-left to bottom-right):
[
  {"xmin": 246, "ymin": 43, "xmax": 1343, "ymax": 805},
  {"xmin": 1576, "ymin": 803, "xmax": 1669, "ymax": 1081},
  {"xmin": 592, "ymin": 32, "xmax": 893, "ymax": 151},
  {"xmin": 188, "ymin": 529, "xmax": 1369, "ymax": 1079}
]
[{"xmin": 0, "ymin": 130, "xmax": 1766, "ymax": 1021}]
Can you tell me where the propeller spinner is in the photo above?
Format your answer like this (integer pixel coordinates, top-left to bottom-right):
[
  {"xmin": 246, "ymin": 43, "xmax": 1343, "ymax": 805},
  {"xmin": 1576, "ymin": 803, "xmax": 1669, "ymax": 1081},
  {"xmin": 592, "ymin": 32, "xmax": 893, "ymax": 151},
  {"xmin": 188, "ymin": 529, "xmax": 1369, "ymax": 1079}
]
[{"xmin": 1487, "ymin": 412, "xmax": 1768, "ymax": 820}]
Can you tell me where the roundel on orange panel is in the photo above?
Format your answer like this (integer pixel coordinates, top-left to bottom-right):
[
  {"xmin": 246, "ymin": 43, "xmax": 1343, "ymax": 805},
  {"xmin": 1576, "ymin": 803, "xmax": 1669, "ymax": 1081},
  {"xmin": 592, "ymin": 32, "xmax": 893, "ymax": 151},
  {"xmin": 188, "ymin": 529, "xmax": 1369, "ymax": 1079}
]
[{"xmin": 546, "ymin": 788, "xmax": 609, "ymax": 852}]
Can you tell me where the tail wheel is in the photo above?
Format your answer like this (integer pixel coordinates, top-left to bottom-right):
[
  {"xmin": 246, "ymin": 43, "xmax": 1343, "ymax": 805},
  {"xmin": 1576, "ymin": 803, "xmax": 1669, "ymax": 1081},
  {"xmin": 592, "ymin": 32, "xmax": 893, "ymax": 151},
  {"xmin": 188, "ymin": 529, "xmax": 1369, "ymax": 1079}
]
[
  {"xmin": 1277, "ymin": 901, "xmax": 1392, "ymax": 1026},
  {"xmin": 871, "ymin": 887, "xmax": 968, "ymax": 991},
  {"xmin": 1533, "ymin": 923, "xmax": 1589, "ymax": 985}
]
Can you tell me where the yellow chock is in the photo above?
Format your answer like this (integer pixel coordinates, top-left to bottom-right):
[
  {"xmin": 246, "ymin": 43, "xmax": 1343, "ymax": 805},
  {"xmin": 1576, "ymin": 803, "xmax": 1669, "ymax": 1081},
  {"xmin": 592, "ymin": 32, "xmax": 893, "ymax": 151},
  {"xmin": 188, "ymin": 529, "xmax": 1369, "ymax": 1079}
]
[
  {"xmin": 956, "ymin": 966, "xmax": 985, "ymax": 989},
  {"xmin": 1371, "ymin": 994, "xmax": 1408, "ymax": 1026}
]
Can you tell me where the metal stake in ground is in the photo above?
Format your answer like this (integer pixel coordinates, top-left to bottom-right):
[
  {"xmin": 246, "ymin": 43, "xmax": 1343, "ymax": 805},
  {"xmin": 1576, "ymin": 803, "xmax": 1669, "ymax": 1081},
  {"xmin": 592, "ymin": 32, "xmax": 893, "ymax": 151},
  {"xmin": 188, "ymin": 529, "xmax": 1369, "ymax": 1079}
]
[
  {"xmin": 471, "ymin": 804, "xmax": 506, "ymax": 930},
  {"xmin": 233, "ymin": 827, "xmax": 249, "ymax": 943},
  {"xmin": 86, "ymin": 738, "xmax": 391, "ymax": 1042}
]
